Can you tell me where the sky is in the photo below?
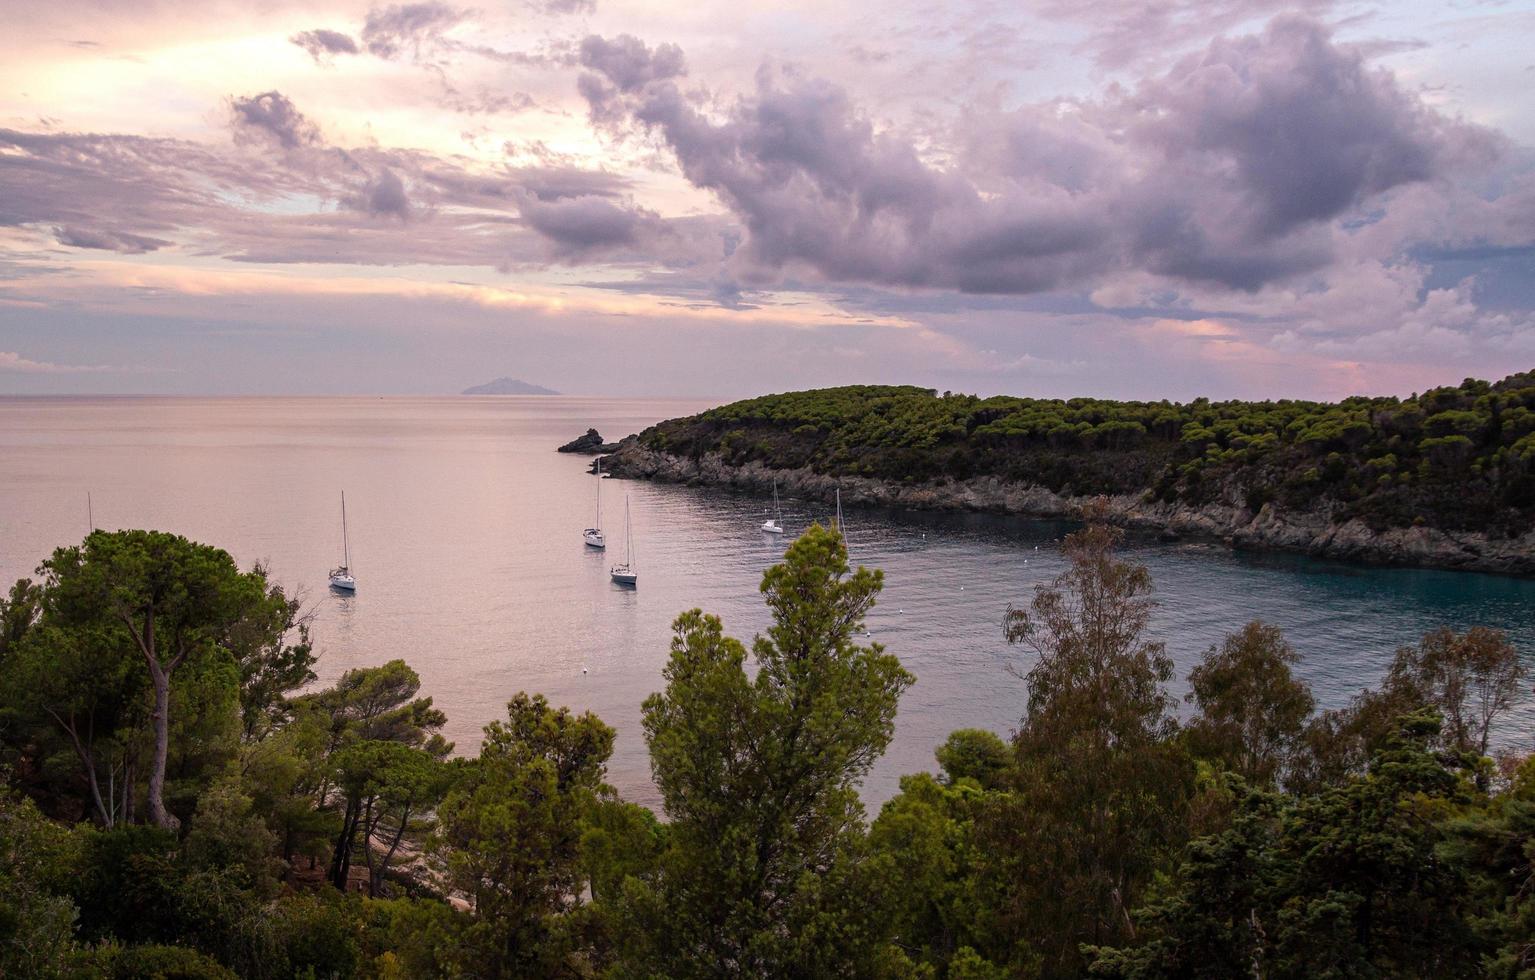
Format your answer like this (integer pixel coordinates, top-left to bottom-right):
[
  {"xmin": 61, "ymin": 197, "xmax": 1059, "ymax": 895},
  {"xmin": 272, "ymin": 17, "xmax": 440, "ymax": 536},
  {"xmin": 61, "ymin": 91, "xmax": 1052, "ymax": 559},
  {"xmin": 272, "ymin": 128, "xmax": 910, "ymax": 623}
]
[{"xmin": 1, "ymin": 0, "xmax": 1533, "ymax": 400}]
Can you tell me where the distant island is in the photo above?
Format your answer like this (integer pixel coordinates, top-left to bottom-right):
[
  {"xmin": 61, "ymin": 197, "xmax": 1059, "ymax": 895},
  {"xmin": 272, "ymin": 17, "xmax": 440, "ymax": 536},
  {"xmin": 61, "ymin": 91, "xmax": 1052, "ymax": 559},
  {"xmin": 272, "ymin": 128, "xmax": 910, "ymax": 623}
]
[
  {"xmin": 462, "ymin": 377, "xmax": 560, "ymax": 395},
  {"xmin": 596, "ymin": 371, "xmax": 1535, "ymax": 575}
]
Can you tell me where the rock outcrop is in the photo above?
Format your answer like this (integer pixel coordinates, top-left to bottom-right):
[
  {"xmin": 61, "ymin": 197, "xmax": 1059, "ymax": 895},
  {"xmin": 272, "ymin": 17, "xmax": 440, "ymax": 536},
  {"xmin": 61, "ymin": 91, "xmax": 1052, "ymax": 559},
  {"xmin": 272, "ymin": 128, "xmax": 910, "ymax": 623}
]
[
  {"xmin": 595, "ymin": 439, "xmax": 1535, "ymax": 576},
  {"xmin": 557, "ymin": 428, "xmax": 620, "ymax": 454}
]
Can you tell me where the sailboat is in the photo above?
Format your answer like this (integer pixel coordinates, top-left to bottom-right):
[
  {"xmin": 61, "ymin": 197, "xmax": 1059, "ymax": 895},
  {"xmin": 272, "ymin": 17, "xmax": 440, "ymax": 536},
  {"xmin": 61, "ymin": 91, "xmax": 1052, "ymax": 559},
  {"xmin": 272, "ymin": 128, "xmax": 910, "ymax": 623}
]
[
  {"xmin": 760, "ymin": 478, "xmax": 785, "ymax": 535},
  {"xmin": 834, "ymin": 488, "xmax": 847, "ymax": 553},
  {"xmin": 329, "ymin": 492, "xmax": 357, "ymax": 592},
  {"xmin": 610, "ymin": 494, "xmax": 637, "ymax": 586},
  {"xmin": 584, "ymin": 459, "xmax": 606, "ymax": 548}
]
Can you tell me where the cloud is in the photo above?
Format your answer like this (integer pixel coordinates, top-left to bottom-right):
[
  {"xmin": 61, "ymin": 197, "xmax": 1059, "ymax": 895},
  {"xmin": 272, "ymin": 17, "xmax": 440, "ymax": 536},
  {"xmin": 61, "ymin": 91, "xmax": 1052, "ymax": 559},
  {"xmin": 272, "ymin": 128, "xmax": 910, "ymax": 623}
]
[
  {"xmin": 53, "ymin": 225, "xmax": 170, "ymax": 253},
  {"xmin": 516, "ymin": 193, "xmax": 653, "ymax": 256},
  {"xmin": 1035, "ymin": 0, "xmax": 1336, "ymax": 69},
  {"xmin": 346, "ymin": 168, "xmax": 412, "ymax": 220},
  {"xmin": 229, "ymin": 91, "xmax": 322, "ymax": 150},
  {"xmin": 290, "ymin": 29, "xmax": 360, "ymax": 65},
  {"xmin": 537, "ymin": 0, "xmax": 595, "ymax": 13},
  {"xmin": 360, "ymin": 2, "xmax": 467, "ymax": 59},
  {"xmin": 0, "ymin": 86, "xmax": 711, "ymax": 272},
  {"xmin": 1134, "ymin": 18, "xmax": 1485, "ymax": 241},
  {"xmin": 578, "ymin": 34, "xmax": 685, "ymax": 93},
  {"xmin": 0, "ymin": 350, "xmax": 115, "ymax": 373},
  {"xmin": 578, "ymin": 17, "xmax": 1496, "ymax": 296}
]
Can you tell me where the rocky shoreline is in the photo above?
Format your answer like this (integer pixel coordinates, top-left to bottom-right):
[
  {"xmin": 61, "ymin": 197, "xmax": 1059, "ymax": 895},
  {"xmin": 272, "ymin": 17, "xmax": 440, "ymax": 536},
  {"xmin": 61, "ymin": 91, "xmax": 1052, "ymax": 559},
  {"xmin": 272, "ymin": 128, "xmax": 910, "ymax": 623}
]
[{"xmin": 594, "ymin": 439, "xmax": 1535, "ymax": 577}]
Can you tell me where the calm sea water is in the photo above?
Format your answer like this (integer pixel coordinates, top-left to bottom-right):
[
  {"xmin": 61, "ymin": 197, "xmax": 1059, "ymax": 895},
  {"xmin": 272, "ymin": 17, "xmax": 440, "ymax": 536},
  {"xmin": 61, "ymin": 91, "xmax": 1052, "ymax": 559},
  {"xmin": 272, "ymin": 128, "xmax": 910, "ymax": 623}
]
[{"xmin": 1, "ymin": 396, "xmax": 1531, "ymax": 806}]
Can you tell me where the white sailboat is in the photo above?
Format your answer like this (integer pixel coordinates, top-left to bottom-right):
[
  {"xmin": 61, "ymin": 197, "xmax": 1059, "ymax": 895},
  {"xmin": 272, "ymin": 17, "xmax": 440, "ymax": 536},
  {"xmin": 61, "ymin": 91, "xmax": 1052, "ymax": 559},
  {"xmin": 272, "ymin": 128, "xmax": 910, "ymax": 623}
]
[
  {"xmin": 834, "ymin": 487, "xmax": 847, "ymax": 554},
  {"xmin": 610, "ymin": 494, "xmax": 637, "ymax": 586},
  {"xmin": 329, "ymin": 492, "xmax": 357, "ymax": 592},
  {"xmin": 761, "ymin": 478, "xmax": 785, "ymax": 535},
  {"xmin": 584, "ymin": 459, "xmax": 606, "ymax": 548}
]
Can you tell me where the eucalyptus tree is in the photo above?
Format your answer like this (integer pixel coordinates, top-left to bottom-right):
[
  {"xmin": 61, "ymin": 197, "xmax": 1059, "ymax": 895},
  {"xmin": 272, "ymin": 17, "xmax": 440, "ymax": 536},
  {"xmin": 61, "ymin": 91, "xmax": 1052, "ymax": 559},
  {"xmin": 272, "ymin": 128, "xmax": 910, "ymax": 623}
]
[
  {"xmin": 991, "ymin": 512, "xmax": 1193, "ymax": 976},
  {"xmin": 1184, "ymin": 621, "xmax": 1316, "ymax": 788}
]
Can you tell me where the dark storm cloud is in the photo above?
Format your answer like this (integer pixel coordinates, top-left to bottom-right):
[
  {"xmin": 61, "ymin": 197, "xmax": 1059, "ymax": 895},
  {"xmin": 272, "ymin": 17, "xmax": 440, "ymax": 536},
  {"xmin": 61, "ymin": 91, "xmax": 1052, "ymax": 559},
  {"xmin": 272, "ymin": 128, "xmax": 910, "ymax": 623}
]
[
  {"xmin": 53, "ymin": 225, "xmax": 171, "ymax": 254},
  {"xmin": 360, "ymin": 2, "xmax": 466, "ymax": 59},
  {"xmin": 290, "ymin": 29, "xmax": 360, "ymax": 64},
  {"xmin": 229, "ymin": 91, "xmax": 322, "ymax": 150},
  {"xmin": 579, "ymin": 17, "xmax": 1495, "ymax": 295}
]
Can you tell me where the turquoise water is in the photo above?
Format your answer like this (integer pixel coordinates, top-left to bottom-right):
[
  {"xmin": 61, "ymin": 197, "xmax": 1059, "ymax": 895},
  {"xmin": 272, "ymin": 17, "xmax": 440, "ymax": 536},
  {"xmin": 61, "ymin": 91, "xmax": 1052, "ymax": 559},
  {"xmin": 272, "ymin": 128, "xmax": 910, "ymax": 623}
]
[{"xmin": 1, "ymin": 396, "xmax": 1530, "ymax": 806}]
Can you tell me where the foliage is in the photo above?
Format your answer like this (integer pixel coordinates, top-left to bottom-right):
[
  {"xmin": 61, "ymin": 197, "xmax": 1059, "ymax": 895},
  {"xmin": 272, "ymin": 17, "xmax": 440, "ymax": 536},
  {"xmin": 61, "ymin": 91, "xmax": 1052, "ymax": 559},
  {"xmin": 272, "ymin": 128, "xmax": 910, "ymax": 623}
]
[
  {"xmin": 432, "ymin": 692, "xmax": 614, "ymax": 977},
  {"xmin": 1183, "ymin": 620, "xmax": 1315, "ymax": 787},
  {"xmin": 635, "ymin": 372, "xmax": 1535, "ymax": 535},
  {"xmin": 1, "ymin": 531, "xmax": 309, "ymax": 832},
  {"xmin": 70, "ymin": 942, "xmax": 240, "ymax": 980},
  {"xmin": 934, "ymin": 729, "xmax": 1010, "ymax": 790},
  {"xmin": 611, "ymin": 524, "xmax": 913, "ymax": 976},
  {"xmin": 1089, "ymin": 713, "xmax": 1485, "ymax": 979},
  {"xmin": 988, "ymin": 518, "xmax": 1194, "ymax": 977},
  {"xmin": 0, "ymin": 779, "xmax": 82, "ymax": 977},
  {"xmin": 2, "ymin": 523, "xmax": 1532, "ymax": 980}
]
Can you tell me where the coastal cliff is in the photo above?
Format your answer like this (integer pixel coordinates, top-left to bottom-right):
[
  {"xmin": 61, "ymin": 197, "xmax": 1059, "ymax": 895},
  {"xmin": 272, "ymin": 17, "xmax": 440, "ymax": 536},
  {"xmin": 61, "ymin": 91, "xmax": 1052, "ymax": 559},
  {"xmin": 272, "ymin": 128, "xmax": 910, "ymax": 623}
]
[{"xmin": 596, "ymin": 440, "xmax": 1535, "ymax": 574}]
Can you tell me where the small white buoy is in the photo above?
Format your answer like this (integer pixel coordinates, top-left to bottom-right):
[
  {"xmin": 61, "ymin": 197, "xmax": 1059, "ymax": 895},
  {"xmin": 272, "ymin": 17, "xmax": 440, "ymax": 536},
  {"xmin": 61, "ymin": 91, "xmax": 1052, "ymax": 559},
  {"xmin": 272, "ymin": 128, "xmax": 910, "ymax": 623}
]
[
  {"xmin": 582, "ymin": 667, "xmax": 588, "ymax": 674},
  {"xmin": 898, "ymin": 608, "xmax": 905, "ymax": 614}
]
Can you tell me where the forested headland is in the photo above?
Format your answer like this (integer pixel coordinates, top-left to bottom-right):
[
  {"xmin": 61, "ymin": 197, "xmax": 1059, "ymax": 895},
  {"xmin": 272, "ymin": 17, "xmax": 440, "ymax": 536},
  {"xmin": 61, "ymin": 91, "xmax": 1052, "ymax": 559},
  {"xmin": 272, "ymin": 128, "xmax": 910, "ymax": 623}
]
[
  {"xmin": 2, "ymin": 521, "xmax": 1533, "ymax": 978},
  {"xmin": 598, "ymin": 371, "xmax": 1535, "ymax": 574}
]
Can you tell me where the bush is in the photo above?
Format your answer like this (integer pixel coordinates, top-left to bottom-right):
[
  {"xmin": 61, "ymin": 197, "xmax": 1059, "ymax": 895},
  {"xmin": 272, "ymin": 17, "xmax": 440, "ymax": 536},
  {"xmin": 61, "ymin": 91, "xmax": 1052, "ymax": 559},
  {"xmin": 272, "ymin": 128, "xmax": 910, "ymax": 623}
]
[
  {"xmin": 70, "ymin": 943, "xmax": 239, "ymax": 980},
  {"xmin": 936, "ymin": 729, "xmax": 1011, "ymax": 789}
]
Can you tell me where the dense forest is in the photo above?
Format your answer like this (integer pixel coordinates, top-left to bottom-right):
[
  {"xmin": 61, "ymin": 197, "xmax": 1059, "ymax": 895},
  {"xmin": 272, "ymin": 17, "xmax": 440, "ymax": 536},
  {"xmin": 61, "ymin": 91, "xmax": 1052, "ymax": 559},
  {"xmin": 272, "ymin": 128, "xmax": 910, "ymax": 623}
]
[
  {"xmin": 632, "ymin": 371, "xmax": 1535, "ymax": 537},
  {"xmin": 2, "ymin": 522, "xmax": 1533, "ymax": 978}
]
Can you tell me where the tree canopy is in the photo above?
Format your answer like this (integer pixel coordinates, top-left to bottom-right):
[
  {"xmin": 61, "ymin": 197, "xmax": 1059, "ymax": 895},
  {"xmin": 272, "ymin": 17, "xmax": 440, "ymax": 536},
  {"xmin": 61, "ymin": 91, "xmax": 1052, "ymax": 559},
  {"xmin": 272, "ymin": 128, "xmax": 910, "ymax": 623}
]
[{"xmin": 635, "ymin": 372, "xmax": 1535, "ymax": 536}]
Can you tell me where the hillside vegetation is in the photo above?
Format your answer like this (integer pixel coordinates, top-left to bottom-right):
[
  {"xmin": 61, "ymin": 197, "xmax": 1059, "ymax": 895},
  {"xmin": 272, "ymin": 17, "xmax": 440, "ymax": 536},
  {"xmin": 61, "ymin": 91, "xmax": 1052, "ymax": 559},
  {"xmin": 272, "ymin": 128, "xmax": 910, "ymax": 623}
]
[
  {"xmin": 637, "ymin": 371, "xmax": 1535, "ymax": 536},
  {"xmin": 5, "ymin": 523, "xmax": 1533, "ymax": 977}
]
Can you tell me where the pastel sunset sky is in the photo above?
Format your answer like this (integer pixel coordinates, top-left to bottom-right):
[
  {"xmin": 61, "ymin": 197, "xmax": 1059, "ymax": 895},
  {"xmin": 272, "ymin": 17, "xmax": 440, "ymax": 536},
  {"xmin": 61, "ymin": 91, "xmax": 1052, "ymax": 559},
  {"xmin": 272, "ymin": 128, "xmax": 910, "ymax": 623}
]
[{"xmin": 2, "ymin": 0, "xmax": 1532, "ymax": 397}]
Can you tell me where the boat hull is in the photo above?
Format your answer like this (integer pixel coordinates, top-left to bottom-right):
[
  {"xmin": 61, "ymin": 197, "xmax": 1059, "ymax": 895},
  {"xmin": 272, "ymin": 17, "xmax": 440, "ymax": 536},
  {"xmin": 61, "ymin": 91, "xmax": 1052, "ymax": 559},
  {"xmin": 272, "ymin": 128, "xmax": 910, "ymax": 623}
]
[
  {"xmin": 329, "ymin": 575, "xmax": 356, "ymax": 591},
  {"xmin": 610, "ymin": 567, "xmax": 637, "ymax": 585},
  {"xmin": 760, "ymin": 521, "xmax": 784, "ymax": 534},
  {"xmin": 584, "ymin": 530, "xmax": 606, "ymax": 548}
]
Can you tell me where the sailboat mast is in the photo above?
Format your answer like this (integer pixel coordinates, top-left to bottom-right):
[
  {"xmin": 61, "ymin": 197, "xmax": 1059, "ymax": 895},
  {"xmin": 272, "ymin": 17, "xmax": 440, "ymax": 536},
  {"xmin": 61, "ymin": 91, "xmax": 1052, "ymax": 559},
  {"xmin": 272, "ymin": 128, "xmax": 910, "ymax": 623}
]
[
  {"xmin": 87, "ymin": 492, "xmax": 94, "ymax": 533},
  {"xmin": 595, "ymin": 460, "xmax": 602, "ymax": 529},
  {"xmin": 626, "ymin": 495, "xmax": 633, "ymax": 566},
  {"xmin": 341, "ymin": 492, "xmax": 350, "ymax": 568}
]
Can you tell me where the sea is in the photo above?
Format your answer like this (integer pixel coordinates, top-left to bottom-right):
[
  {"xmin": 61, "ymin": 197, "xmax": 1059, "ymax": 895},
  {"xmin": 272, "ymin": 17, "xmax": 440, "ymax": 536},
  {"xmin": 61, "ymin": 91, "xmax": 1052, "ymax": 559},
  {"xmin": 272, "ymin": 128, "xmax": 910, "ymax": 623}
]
[{"xmin": 2, "ymin": 395, "xmax": 1532, "ymax": 807}]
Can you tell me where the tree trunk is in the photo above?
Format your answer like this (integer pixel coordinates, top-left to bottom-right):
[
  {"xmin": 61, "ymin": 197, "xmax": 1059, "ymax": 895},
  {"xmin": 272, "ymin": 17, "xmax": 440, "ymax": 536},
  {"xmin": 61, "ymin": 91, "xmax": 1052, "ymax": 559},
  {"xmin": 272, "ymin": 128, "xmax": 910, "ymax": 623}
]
[
  {"xmin": 47, "ymin": 709, "xmax": 112, "ymax": 827},
  {"xmin": 374, "ymin": 803, "xmax": 413, "ymax": 899},
  {"xmin": 123, "ymin": 606, "xmax": 179, "ymax": 832},
  {"xmin": 146, "ymin": 659, "xmax": 179, "ymax": 831},
  {"xmin": 330, "ymin": 797, "xmax": 360, "ymax": 890}
]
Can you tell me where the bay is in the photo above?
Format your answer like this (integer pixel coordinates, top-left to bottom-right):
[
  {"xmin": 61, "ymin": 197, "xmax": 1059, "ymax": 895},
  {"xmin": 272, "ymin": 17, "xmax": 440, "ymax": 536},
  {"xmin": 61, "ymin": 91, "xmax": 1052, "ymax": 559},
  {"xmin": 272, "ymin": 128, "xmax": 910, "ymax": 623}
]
[{"xmin": 1, "ymin": 395, "xmax": 1531, "ymax": 807}]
